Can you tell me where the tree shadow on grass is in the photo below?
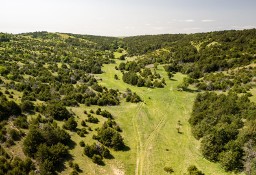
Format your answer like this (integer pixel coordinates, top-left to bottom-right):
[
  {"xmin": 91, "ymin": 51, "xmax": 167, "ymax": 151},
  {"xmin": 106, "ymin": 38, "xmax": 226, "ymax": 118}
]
[
  {"xmin": 56, "ymin": 153, "xmax": 74, "ymax": 173},
  {"xmin": 186, "ymin": 88, "xmax": 200, "ymax": 93},
  {"xmin": 180, "ymin": 88, "xmax": 200, "ymax": 93},
  {"xmin": 105, "ymin": 153, "xmax": 115, "ymax": 159},
  {"xmin": 67, "ymin": 139, "xmax": 77, "ymax": 149},
  {"xmin": 121, "ymin": 145, "xmax": 131, "ymax": 152}
]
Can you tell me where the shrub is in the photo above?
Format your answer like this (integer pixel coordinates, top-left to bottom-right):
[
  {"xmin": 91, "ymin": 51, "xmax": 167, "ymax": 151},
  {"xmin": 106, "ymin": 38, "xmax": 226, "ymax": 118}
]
[
  {"xmin": 63, "ymin": 117, "xmax": 77, "ymax": 131},
  {"xmin": 14, "ymin": 116, "xmax": 28, "ymax": 129},
  {"xmin": 20, "ymin": 100, "xmax": 34, "ymax": 113},
  {"xmin": 79, "ymin": 141, "xmax": 85, "ymax": 147},
  {"xmin": 45, "ymin": 103, "xmax": 71, "ymax": 121},
  {"xmin": 92, "ymin": 154, "xmax": 103, "ymax": 165},
  {"xmin": 164, "ymin": 166, "xmax": 174, "ymax": 173},
  {"xmin": 81, "ymin": 120, "xmax": 87, "ymax": 127}
]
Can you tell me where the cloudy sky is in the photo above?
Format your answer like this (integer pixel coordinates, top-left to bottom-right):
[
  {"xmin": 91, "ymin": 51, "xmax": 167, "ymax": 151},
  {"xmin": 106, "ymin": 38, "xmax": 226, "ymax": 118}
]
[{"xmin": 1, "ymin": 0, "xmax": 256, "ymax": 36}]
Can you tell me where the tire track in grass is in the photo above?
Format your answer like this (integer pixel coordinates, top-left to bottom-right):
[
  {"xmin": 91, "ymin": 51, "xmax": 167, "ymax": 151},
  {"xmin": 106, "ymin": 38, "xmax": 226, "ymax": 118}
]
[
  {"xmin": 134, "ymin": 103, "xmax": 143, "ymax": 175},
  {"xmin": 142, "ymin": 113, "xmax": 167, "ymax": 175},
  {"xmin": 136, "ymin": 101, "xmax": 168, "ymax": 175}
]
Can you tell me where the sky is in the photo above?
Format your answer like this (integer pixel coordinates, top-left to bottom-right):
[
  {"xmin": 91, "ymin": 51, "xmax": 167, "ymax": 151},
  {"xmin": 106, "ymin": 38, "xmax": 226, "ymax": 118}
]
[{"xmin": 1, "ymin": 0, "xmax": 256, "ymax": 36}]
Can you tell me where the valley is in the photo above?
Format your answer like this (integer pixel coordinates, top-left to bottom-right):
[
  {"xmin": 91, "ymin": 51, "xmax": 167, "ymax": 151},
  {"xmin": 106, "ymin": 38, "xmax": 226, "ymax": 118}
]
[{"xmin": 0, "ymin": 30, "xmax": 255, "ymax": 175}]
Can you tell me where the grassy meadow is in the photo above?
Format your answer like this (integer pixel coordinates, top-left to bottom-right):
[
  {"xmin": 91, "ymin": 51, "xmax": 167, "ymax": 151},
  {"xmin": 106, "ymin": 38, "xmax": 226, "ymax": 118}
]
[{"xmin": 60, "ymin": 58, "xmax": 242, "ymax": 175}]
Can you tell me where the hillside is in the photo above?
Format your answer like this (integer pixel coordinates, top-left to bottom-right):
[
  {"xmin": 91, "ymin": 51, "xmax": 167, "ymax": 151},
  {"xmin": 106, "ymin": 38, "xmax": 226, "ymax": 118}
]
[{"xmin": 0, "ymin": 29, "xmax": 256, "ymax": 175}]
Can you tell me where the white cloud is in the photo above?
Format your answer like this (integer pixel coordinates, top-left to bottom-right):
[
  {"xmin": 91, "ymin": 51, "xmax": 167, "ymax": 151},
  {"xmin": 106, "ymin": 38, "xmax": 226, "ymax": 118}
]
[
  {"xmin": 184, "ymin": 19, "xmax": 195, "ymax": 22},
  {"xmin": 171, "ymin": 19, "xmax": 195, "ymax": 23},
  {"xmin": 201, "ymin": 19, "xmax": 215, "ymax": 22}
]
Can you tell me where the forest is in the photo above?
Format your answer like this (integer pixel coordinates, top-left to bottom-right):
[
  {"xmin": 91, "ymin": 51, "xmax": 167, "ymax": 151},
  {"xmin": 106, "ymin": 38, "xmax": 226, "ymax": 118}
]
[{"xmin": 0, "ymin": 29, "xmax": 256, "ymax": 174}]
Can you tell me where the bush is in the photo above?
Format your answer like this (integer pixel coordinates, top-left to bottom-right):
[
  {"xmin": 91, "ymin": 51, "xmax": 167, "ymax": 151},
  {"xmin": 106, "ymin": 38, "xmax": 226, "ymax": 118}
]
[
  {"xmin": 45, "ymin": 103, "xmax": 71, "ymax": 121},
  {"xmin": 100, "ymin": 110, "xmax": 113, "ymax": 119},
  {"xmin": 164, "ymin": 166, "xmax": 174, "ymax": 173},
  {"xmin": 86, "ymin": 115, "xmax": 99, "ymax": 124},
  {"xmin": 186, "ymin": 165, "xmax": 204, "ymax": 175},
  {"xmin": 8, "ymin": 129, "xmax": 21, "ymax": 141},
  {"xmin": 84, "ymin": 142, "xmax": 111, "ymax": 162},
  {"xmin": 73, "ymin": 163, "xmax": 80, "ymax": 172},
  {"xmin": 96, "ymin": 108, "xmax": 101, "ymax": 115},
  {"xmin": 79, "ymin": 141, "xmax": 85, "ymax": 147},
  {"xmin": 77, "ymin": 128, "xmax": 87, "ymax": 137},
  {"xmin": 63, "ymin": 117, "xmax": 77, "ymax": 131},
  {"xmin": 96, "ymin": 127, "xmax": 125, "ymax": 150},
  {"xmin": 92, "ymin": 154, "xmax": 103, "ymax": 165},
  {"xmin": 20, "ymin": 100, "xmax": 34, "ymax": 113},
  {"xmin": 6, "ymin": 138, "xmax": 15, "ymax": 147},
  {"xmin": 13, "ymin": 116, "xmax": 29, "ymax": 129},
  {"xmin": 70, "ymin": 171, "xmax": 79, "ymax": 175},
  {"xmin": 81, "ymin": 120, "xmax": 87, "ymax": 127}
]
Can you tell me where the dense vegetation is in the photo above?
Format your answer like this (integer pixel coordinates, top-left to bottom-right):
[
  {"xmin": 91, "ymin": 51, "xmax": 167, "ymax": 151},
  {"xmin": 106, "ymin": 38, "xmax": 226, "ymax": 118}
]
[
  {"xmin": 190, "ymin": 92, "xmax": 256, "ymax": 171},
  {"xmin": 0, "ymin": 145, "xmax": 35, "ymax": 175},
  {"xmin": 0, "ymin": 31, "xmax": 127, "ymax": 174},
  {"xmin": 0, "ymin": 29, "xmax": 256, "ymax": 174},
  {"xmin": 124, "ymin": 29, "xmax": 256, "ymax": 77}
]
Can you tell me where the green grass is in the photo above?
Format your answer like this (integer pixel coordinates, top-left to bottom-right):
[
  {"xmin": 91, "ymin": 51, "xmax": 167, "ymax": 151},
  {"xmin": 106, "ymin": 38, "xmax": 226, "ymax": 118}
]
[
  {"xmin": 1, "ymin": 58, "xmax": 245, "ymax": 175},
  {"xmin": 114, "ymin": 51, "xmax": 123, "ymax": 59},
  {"xmin": 250, "ymin": 88, "xmax": 256, "ymax": 104},
  {"xmin": 58, "ymin": 59, "xmax": 245, "ymax": 175},
  {"xmin": 85, "ymin": 60, "xmax": 240, "ymax": 175}
]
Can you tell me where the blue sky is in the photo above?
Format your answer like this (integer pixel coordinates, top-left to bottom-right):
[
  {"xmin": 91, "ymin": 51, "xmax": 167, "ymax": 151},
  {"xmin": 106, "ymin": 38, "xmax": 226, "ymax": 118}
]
[{"xmin": 1, "ymin": 0, "xmax": 256, "ymax": 36}]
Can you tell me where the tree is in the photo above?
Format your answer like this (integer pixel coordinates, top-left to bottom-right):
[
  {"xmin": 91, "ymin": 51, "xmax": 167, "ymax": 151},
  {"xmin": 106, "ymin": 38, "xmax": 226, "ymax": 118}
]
[
  {"xmin": 177, "ymin": 77, "xmax": 189, "ymax": 91},
  {"xmin": 6, "ymin": 101, "xmax": 22, "ymax": 116},
  {"xmin": 45, "ymin": 103, "xmax": 71, "ymax": 120},
  {"xmin": 14, "ymin": 116, "xmax": 28, "ymax": 129},
  {"xmin": 92, "ymin": 154, "xmax": 103, "ymax": 165},
  {"xmin": 186, "ymin": 165, "xmax": 204, "ymax": 175},
  {"xmin": 243, "ymin": 140, "xmax": 256, "ymax": 175},
  {"xmin": 119, "ymin": 62, "xmax": 126, "ymax": 70},
  {"xmin": 23, "ymin": 128, "xmax": 45, "ymax": 157},
  {"xmin": 114, "ymin": 74, "xmax": 119, "ymax": 80},
  {"xmin": 122, "ymin": 71, "xmax": 138, "ymax": 85},
  {"xmin": 63, "ymin": 117, "xmax": 77, "ymax": 131},
  {"xmin": 21, "ymin": 100, "xmax": 34, "ymax": 113},
  {"xmin": 167, "ymin": 72, "xmax": 174, "ymax": 79},
  {"xmin": 201, "ymin": 134, "xmax": 222, "ymax": 162},
  {"xmin": 164, "ymin": 166, "xmax": 174, "ymax": 174},
  {"xmin": 111, "ymin": 132, "xmax": 125, "ymax": 150},
  {"xmin": 219, "ymin": 150, "xmax": 242, "ymax": 171},
  {"xmin": 96, "ymin": 127, "xmax": 125, "ymax": 150}
]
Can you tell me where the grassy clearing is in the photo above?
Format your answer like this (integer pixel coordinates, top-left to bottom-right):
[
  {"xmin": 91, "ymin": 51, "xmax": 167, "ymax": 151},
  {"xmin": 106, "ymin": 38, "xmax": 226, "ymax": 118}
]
[
  {"xmin": 114, "ymin": 51, "xmax": 123, "ymax": 59},
  {"xmin": 59, "ymin": 58, "xmax": 243, "ymax": 175},
  {"xmin": 91, "ymin": 60, "xmax": 240, "ymax": 175},
  {"xmin": 191, "ymin": 41, "xmax": 204, "ymax": 52}
]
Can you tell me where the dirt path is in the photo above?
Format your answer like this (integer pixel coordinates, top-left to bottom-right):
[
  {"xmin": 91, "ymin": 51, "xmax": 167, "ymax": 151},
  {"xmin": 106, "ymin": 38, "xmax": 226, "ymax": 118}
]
[
  {"xmin": 134, "ymin": 103, "xmax": 143, "ymax": 175},
  {"xmin": 134, "ymin": 103, "xmax": 167, "ymax": 175},
  {"xmin": 142, "ymin": 114, "xmax": 167, "ymax": 175}
]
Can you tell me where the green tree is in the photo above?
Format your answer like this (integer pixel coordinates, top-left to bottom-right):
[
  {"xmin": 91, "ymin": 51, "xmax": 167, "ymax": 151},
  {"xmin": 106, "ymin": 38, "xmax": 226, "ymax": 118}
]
[
  {"xmin": 23, "ymin": 128, "xmax": 45, "ymax": 157},
  {"xmin": 21, "ymin": 100, "xmax": 34, "ymax": 113},
  {"xmin": 63, "ymin": 117, "xmax": 77, "ymax": 131},
  {"xmin": 45, "ymin": 103, "xmax": 71, "ymax": 120},
  {"xmin": 186, "ymin": 165, "xmax": 204, "ymax": 175}
]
